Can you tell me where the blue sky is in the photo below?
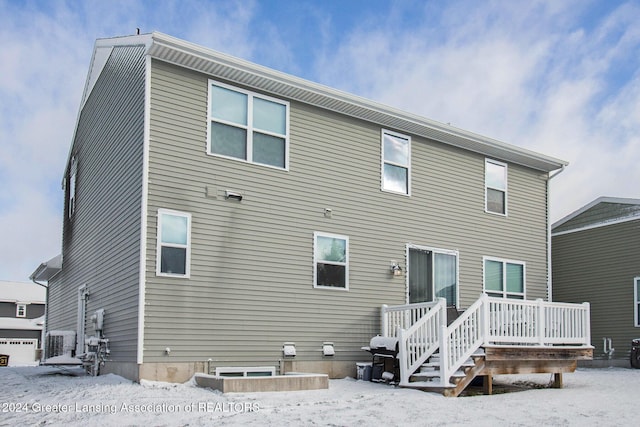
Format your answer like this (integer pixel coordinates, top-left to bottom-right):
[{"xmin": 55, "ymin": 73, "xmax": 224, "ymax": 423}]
[{"xmin": 1, "ymin": 0, "xmax": 639, "ymax": 282}]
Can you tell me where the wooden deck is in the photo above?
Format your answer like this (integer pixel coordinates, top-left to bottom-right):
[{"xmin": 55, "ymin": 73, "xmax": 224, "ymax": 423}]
[{"xmin": 382, "ymin": 295, "xmax": 593, "ymax": 397}]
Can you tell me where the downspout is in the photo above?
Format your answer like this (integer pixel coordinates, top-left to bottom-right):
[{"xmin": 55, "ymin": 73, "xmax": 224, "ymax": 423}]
[
  {"xmin": 30, "ymin": 278, "xmax": 48, "ymax": 363},
  {"xmin": 547, "ymin": 165, "xmax": 566, "ymax": 302}
]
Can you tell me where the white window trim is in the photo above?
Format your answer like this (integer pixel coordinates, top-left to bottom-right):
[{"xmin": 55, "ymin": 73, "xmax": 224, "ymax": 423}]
[
  {"xmin": 313, "ymin": 231, "xmax": 349, "ymax": 290},
  {"xmin": 635, "ymin": 277, "xmax": 640, "ymax": 327},
  {"xmin": 215, "ymin": 366, "xmax": 276, "ymax": 377},
  {"xmin": 485, "ymin": 158, "xmax": 508, "ymax": 216},
  {"xmin": 406, "ymin": 244, "xmax": 459, "ymax": 308},
  {"xmin": 156, "ymin": 209, "xmax": 192, "ymax": 278},
  {"xmin": 482, "ymin": 256, "xmax": 526, "ymax": 298},
  {"xmin": 381, "ymin": 129, "xmax": 411, "ymax": 196},
  {"xmin": 207, "ymin": 79, "xmax": 290, "ymax": 171},
  {"xmin": 16, "ymin": 303, "xmax": 27, "ymax": 318}
]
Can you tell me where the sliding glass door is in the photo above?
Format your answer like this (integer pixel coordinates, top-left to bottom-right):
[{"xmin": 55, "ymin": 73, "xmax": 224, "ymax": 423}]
[{"xmin": 408, "ymin": 246, "xmax": 458, "ymax": 307}]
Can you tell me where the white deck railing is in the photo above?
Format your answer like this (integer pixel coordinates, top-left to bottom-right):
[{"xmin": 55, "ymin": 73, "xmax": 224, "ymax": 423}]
[
  {"xmin": 382, "ymin": 294, "xmax": 591, "ymax": 387},
  {"xmin": 381, "ymin": 300, "xmax": 443, "ymax": 338}
]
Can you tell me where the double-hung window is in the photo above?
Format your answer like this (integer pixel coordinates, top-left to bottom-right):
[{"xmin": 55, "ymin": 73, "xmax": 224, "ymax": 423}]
[
  {"xmin": 485, "ymin": 159, "xmax": 507, "ymax": 215},
  {"xmin": 16, "ymin": 304, "xmax": 26, "ymax": 318},
  {"xmin": 314, "ymin": 232, "xmax": 349, "ymax": 289},
  {"xmin": 483, "ymin": 257, "xmax": 525, "ymax": 299},
  {"xmin": 382, "ymin": 130, "xmax": 410, "ymax": 195},
  {"xmin": 208, "ymin": 80, "xmax": 289, "ymax": 169},
  {"xmin": 157, "ymin": 209, "xmax": 191, "ymax": 277},
  {"xmin": 68, "ymin": 156, "xmax": 77, "ymax": 219},
  {"xmin": 635, "ymin": 277, "xmax": 640, "ymax": 327}
]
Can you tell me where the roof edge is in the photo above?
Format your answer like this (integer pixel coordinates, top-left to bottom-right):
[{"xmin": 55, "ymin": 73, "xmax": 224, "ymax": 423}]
[{"xmin": 552, "ymin": 196, "xmax": 640, "ymax": 230}]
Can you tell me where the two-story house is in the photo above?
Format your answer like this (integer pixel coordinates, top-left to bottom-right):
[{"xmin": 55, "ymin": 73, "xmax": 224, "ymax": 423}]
[
  {"xmin": 0, "ymin": 280, "xmax": 46, "ymax": 366},
  {"xmin": 33, "ymin": 33, "xmax": 591, "ymax": 393}
]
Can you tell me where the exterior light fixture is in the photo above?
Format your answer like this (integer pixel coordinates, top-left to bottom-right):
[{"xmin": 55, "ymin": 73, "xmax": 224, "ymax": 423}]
[{"xmin": 390, "ymin": 261, "xmax": 402, "ymax": 276}]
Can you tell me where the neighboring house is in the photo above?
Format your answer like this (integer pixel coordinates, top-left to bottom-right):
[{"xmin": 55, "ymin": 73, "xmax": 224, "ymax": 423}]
[
  {"xmin": 0, "ymin": 280, "xmax": 46, "ymax": 366},
  {"xmin": 552, "ymin": 197, "xmax": 640, "ymax": 365},
  {"xmin": 32, "ymin": 32, "xmax": 591, "ymax": 390}
]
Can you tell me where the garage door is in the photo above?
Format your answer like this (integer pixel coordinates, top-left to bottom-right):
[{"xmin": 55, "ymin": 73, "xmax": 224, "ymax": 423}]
[{"xmin": 0, "ymin": 339, "xmax": 38, "ymax": 366}]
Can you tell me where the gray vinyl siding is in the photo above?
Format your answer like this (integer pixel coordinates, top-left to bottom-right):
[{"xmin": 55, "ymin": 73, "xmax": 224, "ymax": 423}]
[
  {"xmin": 0, "ymin": 303, "xmax": 45, "ymax": 319},
  {"xmin": 553, "ymin": 219, "xmax": 640, "ymax": 359},
  {"xmin": 0, "ymin": 302, "xmax": 18, "ymax": 318},
  {"xmin": 143, "ymin": 59, "xmax": 550, "ymax": 366},
  {"xmin": 46, "ymin": 45, "xmax": 146, "ymax": 362}
]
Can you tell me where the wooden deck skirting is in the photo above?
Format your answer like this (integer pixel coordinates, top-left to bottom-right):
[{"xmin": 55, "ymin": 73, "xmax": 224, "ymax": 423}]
[
  {"xmin": 456, "ymin": 346, "xmax": 594, "ymax": 397},
  {"xmin": 417, "ymin": 345, "xmax": 594, "ymax": 397}
]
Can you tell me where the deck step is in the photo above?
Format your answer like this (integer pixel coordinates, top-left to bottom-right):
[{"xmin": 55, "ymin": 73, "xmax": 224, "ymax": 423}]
[
  {"xmin": 411, "ymin": 370, "xmax": 465, "ymax": 382},
  {"xmin": 401, "ymin": 381, "xmax": 455, "ymax": 390},
  {"xmin": 411, "ymin": 371, "xmax": 441, "ymax": 380},
  {"xmin": 420, "ymin": 362, "xmax": 440, "ymax": 370}
]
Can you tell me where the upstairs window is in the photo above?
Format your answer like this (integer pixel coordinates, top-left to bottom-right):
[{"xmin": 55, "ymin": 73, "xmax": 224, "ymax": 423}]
[
  {"xmin": 208, "ymin": 81, "xmax": 289, "ymax": 169},
  {"xmin": 157, "ymin": 209, "xmax": 191, "ymax": 277},
  {"xmin": 635, "ymin": 277, "xmax": 640, "ymax": 327},
  {"xmin": 485, "ymin": 159, "xmax": 507, "ymax": 215},
  {"xmin": 68, "ymin": 157, "xmax": 77, "ymax": 219},
  {"xmin": 483, "ymin": 257, "xmax": 525, "ymax": 299},
  {"xmin": 382, "ymin": 130, "xmax": 410, "ymax": 195},
  {"xmin": 16, "ymin": 304, "xmax": 26, "ymax": 318},
  {"xmin": 314, "ymin": 232, "xmax": 349, "ymax": 289}
]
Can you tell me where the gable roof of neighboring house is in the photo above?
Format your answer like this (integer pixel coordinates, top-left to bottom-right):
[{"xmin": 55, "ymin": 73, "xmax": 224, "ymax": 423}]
[
  {"xmin": 66, "ymin": 31, "xmax": 567, "ymax": 177},
  {"xmin": 0, "ymin": 280, "xmax": 46, "ymax": 304},
  {"xmin": 552, "ymin": 197, "xmax": 640, "ymax": 235}
]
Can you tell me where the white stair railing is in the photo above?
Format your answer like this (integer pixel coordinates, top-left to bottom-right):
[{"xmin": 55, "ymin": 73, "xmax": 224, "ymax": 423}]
[
  {"xmin": 439, "ymin": 294, "xmax": 487, "ymax": 386},
  {"xmin": 396, "ymin": 298, "xmax": 447, "ymax": 385}
]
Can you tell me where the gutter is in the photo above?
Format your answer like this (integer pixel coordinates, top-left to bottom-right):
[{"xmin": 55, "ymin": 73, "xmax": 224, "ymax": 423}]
[{"xmin": 547, "ymin": 165, "xmax": 566, "ymax": 302}]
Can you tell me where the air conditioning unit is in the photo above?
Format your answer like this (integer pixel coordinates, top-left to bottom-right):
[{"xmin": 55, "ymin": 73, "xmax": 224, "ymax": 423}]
[{"xmin": 45, "ymin": 331, "xmax": 76, "ymax": 359}]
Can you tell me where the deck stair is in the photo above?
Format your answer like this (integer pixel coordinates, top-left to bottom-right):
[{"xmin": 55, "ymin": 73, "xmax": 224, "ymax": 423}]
[
  {"xmin": 380, "ymin": 294, "xmax": 593, "ymax": 397},
  {"xmin": 405, "ymin": 350, "xmax": 487, "ymax": 397}
]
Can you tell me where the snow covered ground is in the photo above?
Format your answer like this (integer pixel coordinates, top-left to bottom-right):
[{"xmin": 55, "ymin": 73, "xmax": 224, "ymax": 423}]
[{"xmin": 1, "ymin": 366, "xmax": 637, "ymax": 426}]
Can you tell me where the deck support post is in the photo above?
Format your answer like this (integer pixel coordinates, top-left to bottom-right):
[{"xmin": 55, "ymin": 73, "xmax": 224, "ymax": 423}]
[
  {"xmin": 483, "ymin": 374, "xmax": 493, "ymax": 395},
  {"xmin": 552, "ymin": 373, "xmax": 563, "ymax": 388}
]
